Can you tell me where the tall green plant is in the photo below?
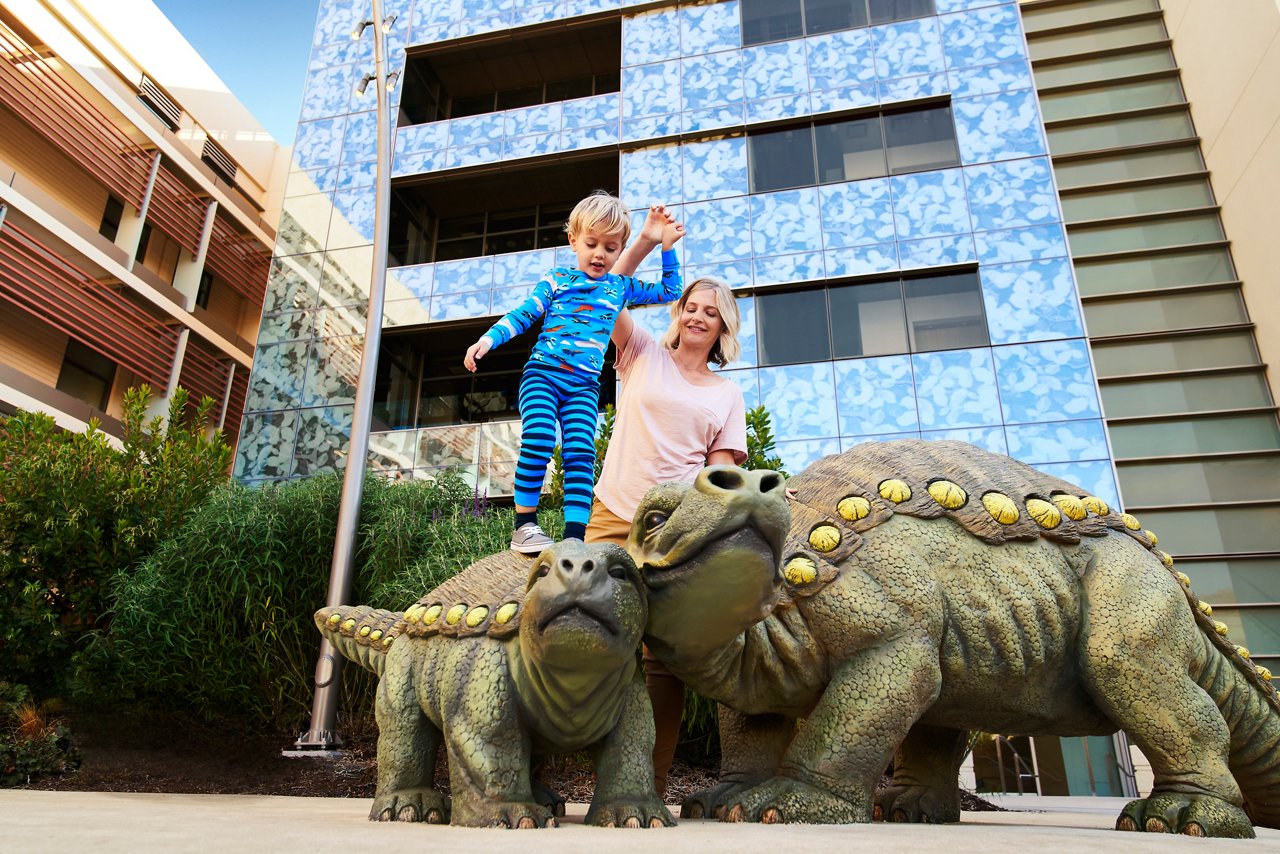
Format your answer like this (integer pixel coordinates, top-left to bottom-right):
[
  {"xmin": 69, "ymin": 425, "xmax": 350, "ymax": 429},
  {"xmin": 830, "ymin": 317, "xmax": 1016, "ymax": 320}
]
[
  {"xmin": 744, "ymin": 404, "xmax": 788, "ymax": 475},
  {"xmin": 0, "ymin": 386, "xmax": 230, "ymax": 697}
]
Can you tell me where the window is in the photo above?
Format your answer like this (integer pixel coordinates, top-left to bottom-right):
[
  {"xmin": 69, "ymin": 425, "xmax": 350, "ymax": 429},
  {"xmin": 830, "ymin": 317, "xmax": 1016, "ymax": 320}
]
[
  {"xmin": 56, "ymin": 340, "xmax": 116, "ymax": 410},
  {"xmin": 750, "ymin": 105, "xmax": 958, "ymax": 191},
  {"xmin": 756, "ymin": 271, "xmax": 987, "ymax": 366},
  {"xmin": 399, "ymin": 21, "xmax": 621, "ymax": 124},
  {"xmin": 135, "ymin": 223, "xmax": 152, "ymax": 264},
  {"xmin": 99, "ymin": 195, "xmax": 124, "ymax": 242},
  {"xmin": 741, "ymin": 0, "xmax": 935, "ymax": 46},
  {"xmin": 196, "ymin": 270, "xmax": 214, "ymax": 310}
]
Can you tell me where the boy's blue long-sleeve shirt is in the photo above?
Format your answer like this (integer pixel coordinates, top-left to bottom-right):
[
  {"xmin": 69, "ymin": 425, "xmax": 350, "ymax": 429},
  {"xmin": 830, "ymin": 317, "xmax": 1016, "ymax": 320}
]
[{"xmin": 481, "ymin": 248, "xmax": 681, "ymax": 381}]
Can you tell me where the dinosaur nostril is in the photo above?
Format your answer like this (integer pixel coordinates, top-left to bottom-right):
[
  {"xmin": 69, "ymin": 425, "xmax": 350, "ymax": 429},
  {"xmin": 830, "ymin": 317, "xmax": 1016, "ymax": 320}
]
[
  {"xmin": 707, "ymin": 468, "xmax": 746, "ymax": 491},
  {"xmin": 581, "ymin": 560, "xmax": 594, "ymax": 573},
  {"xmin": 759, "ymin": 472, "xmax": 783, "ymax": 494},
  {"xmin": 560, "ymin": 559, "xmax": 573, "ymax": 572}
]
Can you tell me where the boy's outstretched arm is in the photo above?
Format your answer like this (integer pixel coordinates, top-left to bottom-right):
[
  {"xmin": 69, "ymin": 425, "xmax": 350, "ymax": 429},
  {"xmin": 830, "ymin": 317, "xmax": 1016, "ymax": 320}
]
[
  {"xmin": 463, "ymin": 275, "xmax": 554, "ymax": 372},
  {"xmin": 612, "ymin": 204, "xmax": 672, "ymax": 277}
]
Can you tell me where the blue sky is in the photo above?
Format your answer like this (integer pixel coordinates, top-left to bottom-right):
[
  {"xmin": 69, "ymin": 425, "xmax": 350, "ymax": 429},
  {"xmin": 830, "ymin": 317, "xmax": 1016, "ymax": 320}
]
[{"xmin": 154, "ymin": 0, "xmax": 319, "ymax": 145}]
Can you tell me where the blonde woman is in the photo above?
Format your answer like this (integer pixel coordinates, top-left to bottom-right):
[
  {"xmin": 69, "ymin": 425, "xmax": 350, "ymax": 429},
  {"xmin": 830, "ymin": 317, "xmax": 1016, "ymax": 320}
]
[{"xmin": 586, "ymin": 274, "xmax": 748, "ymax": 797}]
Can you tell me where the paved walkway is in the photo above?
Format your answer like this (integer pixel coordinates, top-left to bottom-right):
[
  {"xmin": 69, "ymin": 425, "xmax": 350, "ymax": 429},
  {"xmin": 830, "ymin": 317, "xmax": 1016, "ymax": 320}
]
[{"xmin": 4, "ymin": 790, "xmax": 1278, "ymax": 852}]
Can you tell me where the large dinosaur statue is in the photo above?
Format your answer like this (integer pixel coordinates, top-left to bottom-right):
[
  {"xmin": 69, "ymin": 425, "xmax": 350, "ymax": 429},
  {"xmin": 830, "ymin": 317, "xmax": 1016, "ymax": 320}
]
[
  {"xmin": 630, "ymin": 439, "xmax": 1279, "ymax": 838},
  {"xmin": 315, "ymin": 541, "xmax": 673, "ymax": 829}
]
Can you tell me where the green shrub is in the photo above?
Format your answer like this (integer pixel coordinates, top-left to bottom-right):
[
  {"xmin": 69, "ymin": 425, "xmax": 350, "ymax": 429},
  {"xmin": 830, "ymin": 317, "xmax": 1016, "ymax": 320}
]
[
  {"xmin": 0, "ymin": 387, "xmax": 230, "ymax": 697},
  {"xmin": 0, "ymin": 682, "xmax": 80, "ymax": 787}
]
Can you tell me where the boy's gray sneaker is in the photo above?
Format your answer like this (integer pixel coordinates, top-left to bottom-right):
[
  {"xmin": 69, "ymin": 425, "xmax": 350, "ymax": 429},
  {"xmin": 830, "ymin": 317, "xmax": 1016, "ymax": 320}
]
[{"xmin": 511, "ymin": 522, "xmax": 554, "ymax": 554}]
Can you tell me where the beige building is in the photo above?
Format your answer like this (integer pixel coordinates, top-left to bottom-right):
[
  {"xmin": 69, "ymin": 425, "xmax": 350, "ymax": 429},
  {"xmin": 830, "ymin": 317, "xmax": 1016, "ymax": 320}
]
[{"xmin": 0, "ymin": 0, "xmax": 288, "ymax": 441}]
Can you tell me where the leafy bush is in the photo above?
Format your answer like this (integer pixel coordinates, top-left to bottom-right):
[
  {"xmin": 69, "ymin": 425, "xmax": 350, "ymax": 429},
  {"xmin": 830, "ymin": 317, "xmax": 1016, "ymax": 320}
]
[
  {"xmin": 0, "ymin": 681, "xmax": 80, "ymax": 787},
  {"xmin": 0, "ymin": 387, "xmax": 230, "ymax": 696}
]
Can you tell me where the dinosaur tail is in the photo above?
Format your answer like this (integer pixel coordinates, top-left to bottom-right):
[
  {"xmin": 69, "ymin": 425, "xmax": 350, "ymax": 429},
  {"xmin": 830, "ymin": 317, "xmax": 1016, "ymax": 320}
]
[
  {"xmin": 314, "ymin": 605, "xmax": 404, "ymax": 677},
  {"xmin": 1189, "ymin": 615, "xmax": 1280, "ymax": 828}
]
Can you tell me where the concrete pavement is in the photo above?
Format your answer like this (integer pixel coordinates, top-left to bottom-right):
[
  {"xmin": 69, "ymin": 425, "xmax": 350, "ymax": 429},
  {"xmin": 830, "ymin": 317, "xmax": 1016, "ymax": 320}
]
[{"xmin": 4, "ymin": 790, "xmax": 1278, "ymax": 852}]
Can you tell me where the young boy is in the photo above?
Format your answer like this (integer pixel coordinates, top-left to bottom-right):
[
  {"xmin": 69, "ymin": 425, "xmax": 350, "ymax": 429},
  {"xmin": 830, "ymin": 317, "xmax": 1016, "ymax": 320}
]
[{"xmin": 464, "ymin": 191, "xmax": 684, "ymax": 553}]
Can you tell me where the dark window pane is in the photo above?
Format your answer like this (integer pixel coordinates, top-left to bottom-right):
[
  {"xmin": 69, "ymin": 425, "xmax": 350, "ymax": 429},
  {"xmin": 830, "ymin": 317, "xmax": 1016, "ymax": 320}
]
[
  {"xmin": 815, "ymin": 115, "xmax": 886, "ymax": 182},
  {"xmin": 437, "ymin": 214, "xmax": 487, "ymax": 240},
  {"xmin": 450, "ymin": 94, "xmax": 494, "ymax": 118},
  {"xmin": 488, "ymin": 231, "xmax": 536, "ymax": 254},
  {"xmin": 804, "ymin": 0, "xmax": 868, "ymax": 35},
  {"xmin": 99, "ymin": 195, "xmax": 124, "ymax": 241},
  {"xmin": 743, "ymin": 0, "xmax": 804, "ymax": 45},
  {"xmin": 594, "ymin": 71, "xmax": 621, "ymax": 94},
  {"xmin": 56, "ymin": 340, "xmax": 115, "ymax": 410},
  {"xmin": 488, "ymin": 208, "xmax": 537, "ymax": 232},
  {"xmin": 884, "ymin": 106, "xmax": 959, "ymax": 174},
  {"xmin": 433, "ymin": 237, "xmax": 485, "ymax": 262},
  {"xmin": 903, "ymin": 273, "xmax": 988, "ymax": 352},
  {"xmin": 546, "ymin": 76, "xmax": 595, "ymax": 102},
  {"xmin": 496, "ymin": 85, "xmax": 544, "ymax": 110},
  {"xmin": 536, "ymin": 229, "xmax": 565, "ymax": 249},
  {"xmin": 751, "ymin": 126, "xmax": 817, "ymax": 192},
  {"xmin": 868, "ymin": 0, "xmax": 935, "ymax": 25},
  {"xmin": 757, "ymin": 289, "xmax": 831, "ymax": 365},
  {"xmin": 829, "ymin": 280, "xmax": 907, "ymax": 357},
  {"xmin": 539, "ymin": 205, "xmax": 573, "ymax": 228}
]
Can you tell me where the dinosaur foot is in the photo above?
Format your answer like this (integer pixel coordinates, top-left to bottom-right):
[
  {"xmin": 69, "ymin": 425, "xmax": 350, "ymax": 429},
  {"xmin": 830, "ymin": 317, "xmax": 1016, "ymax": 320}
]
[
  {"xmin": 873, "ymin": 784, "xmax": 960, "ymax": 824},
  {"xmin": 1116, "ymin": 793, "xmax": 1254, "ymax": 839},
  {"xmin": 586, "ymin": 798, "xmax": 676, "ymax": 828},
  {"xmin": 680, "ymin": 781, "xmax": 756, "ymax": 820},
  {"xmin": 369, "ymin": 787, "xmax": 449, "ymax": 823},
  {"xmin": 722, "ymin": 776, "xmax": 867, "ymax": 824},
  {"xmin": 531, "ymin": 779, "xmax": 568, "ymax": 818}
]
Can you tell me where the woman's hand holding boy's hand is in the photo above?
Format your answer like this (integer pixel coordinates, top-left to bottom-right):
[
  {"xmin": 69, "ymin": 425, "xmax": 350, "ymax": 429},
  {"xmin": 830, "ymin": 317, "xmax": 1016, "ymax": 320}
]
[
  {"xmin": 640, "ymin": 204, "xmax": 673, "ymax": 246},
  {"xmin": 662, "ymin": 220, "xmax": 685, "ymax": 251},
  {"xmin": 463, "ymin": 338, "xmax": 490, "ymax": 372}
]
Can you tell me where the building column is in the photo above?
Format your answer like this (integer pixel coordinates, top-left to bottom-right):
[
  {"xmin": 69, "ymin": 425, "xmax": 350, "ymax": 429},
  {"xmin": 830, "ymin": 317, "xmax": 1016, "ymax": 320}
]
[
  {"xmin": 120, "ymin": 151, "xmax": 162, "ymax": 266},
  {"xmin": 172, "ymin": 200, "xmax": 217, "ymax": 309}
]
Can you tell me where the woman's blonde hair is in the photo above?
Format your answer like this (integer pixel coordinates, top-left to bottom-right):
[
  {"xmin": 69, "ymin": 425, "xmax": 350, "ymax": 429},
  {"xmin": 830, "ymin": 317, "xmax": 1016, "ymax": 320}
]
[
  {"xmin": 564, "ymin": 189, "xmax": 632, "ymax": 241},
  {"xmin": 660, "ymin": 277, "xmax": 742, "ymax": 368}
]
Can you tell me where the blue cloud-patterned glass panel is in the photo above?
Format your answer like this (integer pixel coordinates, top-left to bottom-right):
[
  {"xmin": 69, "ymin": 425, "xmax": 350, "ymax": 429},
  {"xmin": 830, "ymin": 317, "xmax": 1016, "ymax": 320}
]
[
  {"xmin": 623, "ymin": 7, "xmax": 681, "ymax": 66},
  {"xmin": 682, "ymin": 51, "xmax": 744, "ymax": 110},
  {"xmin": 319, "ymin": 246, "xmax": 374, "ymax": 306},
  {"xmin": 912, "ymin": 348, "xmax": 1001, "ymax": 431},
  {"xmin": 878, "ymin": 73, "xmax": 950, "ymax": 105},
  {"xmin": 510, "ymin": 3, "xmax": 561, "ymax": 28},
  {"xmin": 809, "ymin": 82, "xmax": 879, "ymax": 115},
  {"xmin": 680, "ymin": 196, "xmax": 753, "ymax": 266},
  {"xmin": 954, "ymin": 90, "xmax": 1047, "ymax": 164},
  {"xmin": 872, "ymin": 18, "xmax": 946, "ymax": 81},
  {"xmin": 412, "ymin": 0, "xmax": 461, "ymax": 29},
  {"xmin": 563, "ymin": 93, "xmax": 619, "ymax": 130},
  {"xmin": 777, "ymin": 438, "xmax": 842, "ymax": 473},
  {"xmin": 308, "ymin": 40, "xmax": 358, "ymax": 72},
  {"xmin": 941, "ymin": 3, "xmax": 1027, "ymax": 71},
  {"xmin": 628, "ymin": 302, "xmax": 671, "ymax": 344},
  {"xmin": 750, "ymin": 187, "xmax": 822, "ymax": 256},
  {"xmin": 682, "ymin": 105, "xmax": 747, "ymax": 135},
  {"xmin": 686, "ymin": 259, "xmax": 755, "ymax": 292},
  {"xmin": 564, "ymin": 0, "xmax": 623, "ymax": 18},
  {"xmin": 721, "ymin": 368, "xmax": 760, "ymax": 412},
  {"xmin": 453, "ymin": 12, "xmax": 510, "ymax": 40},
  {"xmin": 395, "ymin": 122, "xmax": 449, "ymax": 156},
  {"xmin": 947, "ymin": 59, "xmax": 1033, "ymax": 100},
  {"xmin": 561, "ymin": 124, "xmax": 621, "ymax": 151},
  {"xmin": 342, "ymin": 111, "xmax": 377, "ymax": 163},
  {"xmin": 294, "ymin": 117, "xmax": 346, "ymax": 172},
  {"xmin": 1005, "ymin": 419, "xmax": 1109, "ymax": 466},
  {"xmin": 743, "ymin": 40, "xmax": 808, "ymax": 101},
  {"xmin": 825, "ymin": 242, "xmax": 900, "ymax": 278},
  {"xmin": 286, "ymin": 167, "xmax": 337, "ymax": 198},
  {"xmin": 921, "ymin": 425, "xmax": 1008, "ymax": 454},
  {"xmin": 898, "ymin": 233, "xmax": 977, "ymax": 270},
  {"xmin": 258, "ymin": 310, "xmax": 315, "ymax": 345},
  {"xmin": 994, "ymin": 340, "xmax": 1101, "ymax": 424},
  {"xmin": 806, "ymin": 29, "xmax": 876, "ymax": 92},
  {"xmin": 981, "ymin": 258, "xmax": 1084, "ymax": 345},
  {"xmin": 433, "ymin": 256, "xmax": 495, "ymax": 294},
  {"xmin": 234, "ymin": 410, "xmax": 301, "ymax": 480},
  {"xmin": 315, "ymin": 300, "xmax": 368, "ymax": 339},
  {"xmin": 492, "ymin": 248, "xmax": 557, "ymax": 289},
  {"xmin": 623, "ymin": 60, "xmax": 682, "ymax": 119},
  {"xmin": 686, "ymin": 136, "xmax": 747, "ymax": 203},
  {"xmin": 964, "ymin": 157, "xmax": 1059, "ymax": 231},
  {"xmin": 277, "ymin": 193, "xmax": 335, "ymax": 258},
  {"xmin": 622, "ymin": 144, "xmax": 684, "ymax": 204},
  {"xmin": 433, "ymin": 290, "xmax": 493, "ymax": 322},
  {"xmin": 246, "ymin": 340, "xmax": 310, "ymax": 412},
  {"xmin": 505, "ymin": 103, "xmax": 562, "ymax": 138},
  {"xmin": 336, "ymin": 160, "xmax": 378, "ymax": 190},
  {"xmin": 448, "ymin": 113, "xmax": 505, "ymax": 148},
  {"xmin": 447, "ymin": 141, "xmax": 504, "ymax": 169},
  {"xmin": 936, "ymin": 0, "xmax": 1014, "ymax": 12},
  {"xmin": 759, "ymin": 363, "xmax": 839, "ymax": 440},
  {"xmin": 723, "ymin": 294, "xmax": 757, "ymax": 369},
  {"xmin": 820, "ymin": 178, "xmax": 896, "ymax": 249},
  {"xmin": 680, "ymin": 0, "xmax": 740, "ymax": 57},
  {"xmin": 302, "ymin": 336, "xmax": 362, "ymax": 407},
  {"xmin": 833, "ymin": 355, "xmax": 918, "ymax": 436},
  {"xmin": 392, "ymin": 149, "xmax": 448, "ymax": 177},
  {"xmin": 753, "ymin": 252, "xmax": 826, "ymax": 288},
  {"xmin": 842, "ymin": 431, "xmax": 921, "ymax": 449},
  {"xmin": 263, "ymin": 256, "xmax": 322, "ymax": 315},
  {"xmin": 299, "ymin": 64, "xmax": 355, "ymax": 121},
  {"xmin": 974, "ymin": 224, "xmax": 1069, "ymax": 266},
  {"xmin": 491, "ymin": 285, "xmax": 531, "ymax": 317},
  {"xmin": 382, "ymin": 296, "xmax": 433, "ymax": 327},
  {"xmin": 891, "ymin": 169, "xmax": 971, "ymax": 240},
  {"xmin": 622, "ymin": 113, "xmax": 682, "ymax": 142},
  {"xmin": 327, "ymin": 188, "xmax": 376, "ymax": 248},
  {"xmin": 504, "ymin": 133, "xmax": 561, "ymax": 160},
  {"xmin": 746, "ymin": 95, "xmax": 814, "ymax": 124},
  {"xmin": 1037, "ymin": 461, "xmax": 1120, "ymax": 509},
  {"xmin": 291, "ymin": 406, "xmax": 355, "ymax": 476}
]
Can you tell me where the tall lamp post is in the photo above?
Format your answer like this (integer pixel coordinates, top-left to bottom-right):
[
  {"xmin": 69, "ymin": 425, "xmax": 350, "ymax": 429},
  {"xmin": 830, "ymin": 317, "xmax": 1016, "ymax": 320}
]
[{"xmin": 288, "ymin": 0, "xmax": 396, "ymax": 753}]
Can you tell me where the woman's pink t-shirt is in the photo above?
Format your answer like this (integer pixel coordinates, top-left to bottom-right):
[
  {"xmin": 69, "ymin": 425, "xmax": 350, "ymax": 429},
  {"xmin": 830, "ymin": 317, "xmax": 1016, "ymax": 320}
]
[{"xmin": 594, "ymin": 326, "xmax": 747, "ymax": 523}]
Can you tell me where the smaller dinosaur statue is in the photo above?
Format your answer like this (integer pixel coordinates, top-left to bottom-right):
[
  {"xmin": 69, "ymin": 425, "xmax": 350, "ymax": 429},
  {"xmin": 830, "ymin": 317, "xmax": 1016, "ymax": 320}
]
[{"xmin": 316, "ymin": 541, "xmax": 673, "ymax": 829}]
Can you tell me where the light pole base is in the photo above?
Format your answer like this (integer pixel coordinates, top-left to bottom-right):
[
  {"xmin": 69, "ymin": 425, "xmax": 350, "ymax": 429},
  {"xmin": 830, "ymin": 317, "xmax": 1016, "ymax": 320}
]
[{"xmin": 282, "ymin": 730, "xmax": 345, "ymax": 758}]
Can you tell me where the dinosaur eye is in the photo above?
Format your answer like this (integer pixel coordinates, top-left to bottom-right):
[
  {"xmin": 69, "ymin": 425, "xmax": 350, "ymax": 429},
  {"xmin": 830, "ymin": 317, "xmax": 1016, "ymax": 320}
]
[
  {"xmin": 608, "ymin": 562, "xmax": 627, "ymax": 580},
  {"xmin": 535, "ymin": 562, "xmax": 550, "ymax": 578},
  {"xmin": 644, "ymin": 511, "xmax": 668, "ymax": 533}
]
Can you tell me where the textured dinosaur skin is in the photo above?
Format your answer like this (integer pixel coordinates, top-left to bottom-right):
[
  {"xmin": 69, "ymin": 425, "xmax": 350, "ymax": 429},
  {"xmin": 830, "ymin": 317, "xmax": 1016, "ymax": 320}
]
[
  {"xmin": 316, "ymin": 541, "xmax": 673, "ymax": 829},
  {"xmin": 630, "ymin": 440, "xmax": 1280, "ymax": 838}
]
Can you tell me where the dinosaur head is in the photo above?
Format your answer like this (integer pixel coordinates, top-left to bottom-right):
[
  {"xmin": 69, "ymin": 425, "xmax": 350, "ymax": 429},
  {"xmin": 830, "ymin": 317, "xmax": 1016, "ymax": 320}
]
[
  {"xmin": 629, "ymin": 466, "xmax": 789, "ymax": 658},
  {"xmin": 519, "ymin": 540, "xmax": 646, "ymax": 675}
]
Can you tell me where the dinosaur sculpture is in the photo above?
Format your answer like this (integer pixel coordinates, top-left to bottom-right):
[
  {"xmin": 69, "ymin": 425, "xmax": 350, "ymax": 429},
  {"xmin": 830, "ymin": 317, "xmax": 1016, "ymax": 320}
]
[
  {"xmin": 315, "ymin": 541, "xmax": 673, "ymax": 829},
  {"xmin": 630, "ymin": 439, "xmax": 1280, "ymax": 838}
]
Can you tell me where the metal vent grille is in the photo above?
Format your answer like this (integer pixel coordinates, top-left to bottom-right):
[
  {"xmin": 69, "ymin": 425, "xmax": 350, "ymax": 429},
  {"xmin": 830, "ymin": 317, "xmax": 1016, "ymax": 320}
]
[
  {"xmin": 200, "ymin": 138, "xmax": 238, "ymax": 186},
  {"xmin": 138, "ymin": 75, "xmax": 181, "ymax": 131}
]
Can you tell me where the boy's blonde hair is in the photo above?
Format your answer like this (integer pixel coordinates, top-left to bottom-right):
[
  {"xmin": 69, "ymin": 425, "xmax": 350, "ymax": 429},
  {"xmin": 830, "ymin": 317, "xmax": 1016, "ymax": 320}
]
[
  {"xmin": 661, "ymin": 277, "xmax": 742, "ymax": 368},
  {"xmin": 564, "ymin": 190, "xmax": 632, "ymax": 241}
]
